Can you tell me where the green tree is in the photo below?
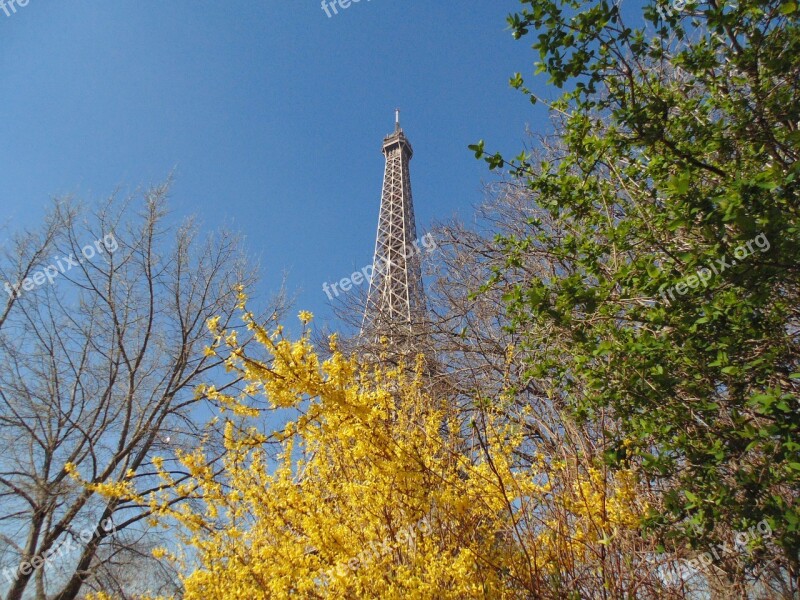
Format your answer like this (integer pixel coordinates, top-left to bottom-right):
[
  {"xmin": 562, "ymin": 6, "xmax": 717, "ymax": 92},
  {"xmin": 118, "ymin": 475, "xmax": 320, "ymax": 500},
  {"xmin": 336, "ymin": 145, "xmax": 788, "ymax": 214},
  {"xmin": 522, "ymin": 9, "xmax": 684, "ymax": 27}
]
[{"xmin": 473, "ymin": 0, "xmax": 800, "ymax": 587}]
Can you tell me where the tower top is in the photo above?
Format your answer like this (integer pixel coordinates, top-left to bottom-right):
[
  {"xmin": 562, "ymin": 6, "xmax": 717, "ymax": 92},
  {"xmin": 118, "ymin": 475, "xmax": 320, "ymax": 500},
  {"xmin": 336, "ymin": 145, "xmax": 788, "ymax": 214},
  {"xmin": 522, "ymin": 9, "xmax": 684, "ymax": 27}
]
[{"xmin": 382, "ymin": 110, "xmax": 413, "ymax": 158}]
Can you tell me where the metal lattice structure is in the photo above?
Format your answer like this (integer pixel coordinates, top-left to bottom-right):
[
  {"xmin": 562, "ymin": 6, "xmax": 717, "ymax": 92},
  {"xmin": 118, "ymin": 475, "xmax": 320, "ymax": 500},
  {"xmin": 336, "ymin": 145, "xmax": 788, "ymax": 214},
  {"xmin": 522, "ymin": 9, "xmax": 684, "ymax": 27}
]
[{"xmin": 362, "ymin": 111, "xmax": 426, "ymax": 342}]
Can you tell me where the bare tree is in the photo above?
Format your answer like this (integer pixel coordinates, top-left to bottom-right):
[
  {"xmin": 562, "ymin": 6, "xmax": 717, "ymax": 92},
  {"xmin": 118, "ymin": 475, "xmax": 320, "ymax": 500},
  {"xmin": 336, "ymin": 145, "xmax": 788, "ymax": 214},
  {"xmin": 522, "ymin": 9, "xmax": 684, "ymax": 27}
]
[{"xmin": 0, "ymin": 181, "xmax": 285, "ymax": 600}]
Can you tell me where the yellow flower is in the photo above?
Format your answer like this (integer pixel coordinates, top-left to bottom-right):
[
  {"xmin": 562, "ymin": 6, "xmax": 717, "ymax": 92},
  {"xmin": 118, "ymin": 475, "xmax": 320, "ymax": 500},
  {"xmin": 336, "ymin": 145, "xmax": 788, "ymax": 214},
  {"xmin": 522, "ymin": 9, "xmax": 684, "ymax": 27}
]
[
  {"xmin": 298, "ymin": 310, "xmax": 313, "ymax": 325},
  {"xmin": 206, "ymin": 315, "xmax": 221, "ymax": 332}
]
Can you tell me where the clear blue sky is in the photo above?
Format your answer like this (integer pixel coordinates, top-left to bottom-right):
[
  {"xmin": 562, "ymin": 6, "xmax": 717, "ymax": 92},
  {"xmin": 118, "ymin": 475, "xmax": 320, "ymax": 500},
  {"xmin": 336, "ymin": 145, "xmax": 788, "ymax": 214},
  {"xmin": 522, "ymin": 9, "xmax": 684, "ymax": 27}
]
[{"xmin": 0, "ymin": 0, "xmax": 555, "ymax": 329}]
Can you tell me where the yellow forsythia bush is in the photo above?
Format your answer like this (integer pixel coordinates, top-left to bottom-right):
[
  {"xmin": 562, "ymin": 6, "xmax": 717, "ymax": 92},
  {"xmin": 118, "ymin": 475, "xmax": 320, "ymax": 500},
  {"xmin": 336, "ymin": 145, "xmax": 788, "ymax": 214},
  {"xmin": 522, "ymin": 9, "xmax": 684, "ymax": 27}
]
[{"xmin": 81, "ymin": 300, "xmax": 646, "ymax": 599}]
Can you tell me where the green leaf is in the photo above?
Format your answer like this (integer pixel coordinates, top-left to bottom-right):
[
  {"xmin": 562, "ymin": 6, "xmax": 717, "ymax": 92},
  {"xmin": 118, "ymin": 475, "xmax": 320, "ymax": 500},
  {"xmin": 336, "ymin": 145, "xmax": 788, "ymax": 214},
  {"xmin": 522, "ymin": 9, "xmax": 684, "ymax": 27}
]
[{"xmin": 468, "ymin": 140, "xmax": 485, "ymax": 158}]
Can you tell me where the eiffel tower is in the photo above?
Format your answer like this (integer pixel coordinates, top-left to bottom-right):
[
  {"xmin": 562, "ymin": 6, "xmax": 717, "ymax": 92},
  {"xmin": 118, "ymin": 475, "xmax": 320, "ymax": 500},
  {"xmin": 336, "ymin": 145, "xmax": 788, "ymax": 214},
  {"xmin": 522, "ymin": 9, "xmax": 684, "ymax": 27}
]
[{"xmin": 361, "ymin": 111, "xmax": 426, "ymax": 345}]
